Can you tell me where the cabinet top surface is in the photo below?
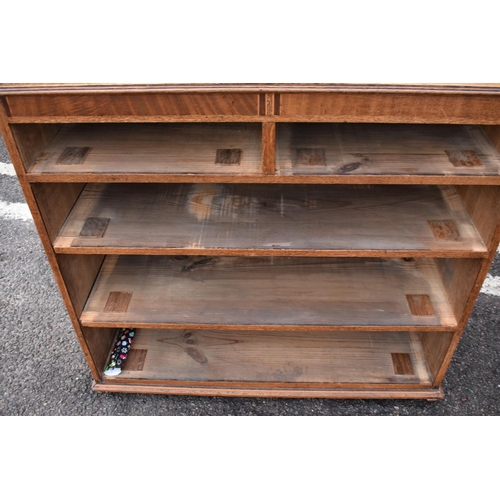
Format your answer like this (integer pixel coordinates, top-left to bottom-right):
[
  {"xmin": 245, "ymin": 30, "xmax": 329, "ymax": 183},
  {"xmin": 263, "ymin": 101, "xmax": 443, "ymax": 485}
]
[{"xmin": 1, "ymin": 83, "xmax": 500, "ymax": 95}]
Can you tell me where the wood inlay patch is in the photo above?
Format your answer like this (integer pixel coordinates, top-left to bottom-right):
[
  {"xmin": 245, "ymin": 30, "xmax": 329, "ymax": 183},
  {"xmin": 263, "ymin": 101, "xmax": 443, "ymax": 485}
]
[
  {"xmin": 406, "ymin": 294, "xmax": 435, "ymax": 316},
  {"xmin": 56, "ymin": 147, "xmax": 92, "ymax": 165},
  {"xmin": 104, "ymin": 292, "xmax": 132, "ymax": 312},
  {"xmin": 215, "ymin": 149, "xmax": 242, "ymax": 165},
  {"xmin": 126, "ymin": 349, "xmax": 147, "ymax": 371},
  {"xmin": 391, "ymin": 353, "xmax": 414, "ymax": 375},
  {"xmin": 79, "ymin": 217, "xmax": 110, "ymax": 238},
  {"xmin": 428, "ymin": 220, "xmax": 460, "ymax": 241},
  {"xmin": 296, "ymin": 148, "xmax": 326, "ymax": 166},
  {"xmin": 445, "ymin": 150, "xmax": 484, "ymax": 167}
]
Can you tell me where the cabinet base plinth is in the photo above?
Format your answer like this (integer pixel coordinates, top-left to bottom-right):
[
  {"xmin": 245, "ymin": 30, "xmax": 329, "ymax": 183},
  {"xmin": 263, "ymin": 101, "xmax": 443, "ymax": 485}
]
[{"xmin": 92, "ymin": 381, "xmax": 444, "ymax": 400}]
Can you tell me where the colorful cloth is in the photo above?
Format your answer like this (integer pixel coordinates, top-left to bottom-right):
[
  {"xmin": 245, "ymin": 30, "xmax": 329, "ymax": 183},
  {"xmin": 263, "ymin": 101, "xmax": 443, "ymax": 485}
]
[{"xmin": 104, "ymin": 328, "xmax": 136, "ymax": 376}]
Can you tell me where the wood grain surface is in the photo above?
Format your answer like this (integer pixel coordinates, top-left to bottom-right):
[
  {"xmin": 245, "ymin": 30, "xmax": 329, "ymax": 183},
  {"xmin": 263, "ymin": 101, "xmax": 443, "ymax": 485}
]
[
  {"xmin": 54, "ymin": 183, "xmax": 487, "ymax": 257},
  {"xmin": 24, "ymin": 123, "xmax": 500, "ymax": 181},
  {"xmin": 56, "ymin": 146, "xmax": 92, "ymax": 165},
  {"xmin": 10, "ymin": 124, "xmax": 62, "ymax": 170},
  {"xmin": 81, "ymin": 256, "xmax": 457, "ymax": 330},
  {"xmin": 106, "ymin": 329, "xmax": 432, "ymax": 386},
  {"xmin": 276, "ymin": 124, "xmax": 500, "ymax": 177},
  {"xmin": 391, "ymin": 352, "xmax": 414, "ymax": 375},
  {"xmin": 92, "ymin": 383, "xmax": 445, "ymax": 398},
  {"xmin": 5, "ymin": 92, "xmax": 260, "ymax": 118},
  {"xmin": 31, "ymin": 182, "xmax": 86, "ymax": 241},
  {"xmin": 28, "ymin": 123, "xmax": 263, "ymax": 176},
  {"xmin": 261, "ymin": 122, "xmax": 276, "ymax": 174},
  {"xmin": 1, "ymin": 83, "xmax": 499, "ymax": 95},
  {"xmin": 277, "ymin": 92, "xmax": 500, "ymax": 124}
]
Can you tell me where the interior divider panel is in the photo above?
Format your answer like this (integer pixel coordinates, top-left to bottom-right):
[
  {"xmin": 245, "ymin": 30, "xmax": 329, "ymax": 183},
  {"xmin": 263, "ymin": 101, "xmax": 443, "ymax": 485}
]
[
  {"xmin": 54, "ymin": 183, "xmax": 486, "ymax": 256},
  {"xmin": 81, "ymin": 256, "xmax": 457, "ymax": 330}
]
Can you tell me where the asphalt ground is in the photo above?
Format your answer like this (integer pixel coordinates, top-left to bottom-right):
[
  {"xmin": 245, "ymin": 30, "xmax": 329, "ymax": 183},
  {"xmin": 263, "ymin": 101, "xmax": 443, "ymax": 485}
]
[{"xmin": 1, "ymin": 136, "xmax": 500, "ymax": 416}]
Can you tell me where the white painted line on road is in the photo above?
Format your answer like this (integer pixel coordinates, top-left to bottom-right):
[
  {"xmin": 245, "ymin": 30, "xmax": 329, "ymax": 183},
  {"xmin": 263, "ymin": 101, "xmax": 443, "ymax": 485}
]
[
  {"xmin": 481, "ymin": 274, "xmax": 500, "ymax": 296},
  {"xmin": 0, "ymin": 161, "xmax": 32, "ymax": 220},
  {"xmin": 0, "ymin": 200, "xmax": 33, "ymax": 221},
  {"xmin": 0, "ymin": 162, "xmax": 16, "ymax": 176}
]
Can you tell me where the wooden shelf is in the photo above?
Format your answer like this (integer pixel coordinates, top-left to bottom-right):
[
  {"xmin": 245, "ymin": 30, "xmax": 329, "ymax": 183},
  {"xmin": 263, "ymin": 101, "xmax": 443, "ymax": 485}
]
[
  {"xmin": 81, "ymin": 256, "xmax": 457, "ymax": 330},
  {"xmin": 27, "ymin": 123, "xmax": 263, "ymax": 177},
  {"xmin": 54, "ymin": 183, "xmax": 487, "ymax": 257},
  {"xmin": 23, "ymin": 123, "xmax": 500, "ymax": 184},
  {"xmin": 102, "ymin": 329, "xmax": 433, "ymax": 388},
  {"xmin": 276, "ymin": 123, "xmax": 500, "ymax": 177}
]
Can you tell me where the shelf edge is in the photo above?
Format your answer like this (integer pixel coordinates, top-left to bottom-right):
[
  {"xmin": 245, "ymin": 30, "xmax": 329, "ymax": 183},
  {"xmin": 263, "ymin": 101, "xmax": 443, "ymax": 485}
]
[
  {"xmin": 53, "ymin": 246, "xmax": 489, "ymax": 259},
  {"xmin": 79, "ymin": 321, "xmax": 458, "ymax": 332},
  {"xmin": 27, "ymin": 173, "xmax": 500, "ymax": 186}
]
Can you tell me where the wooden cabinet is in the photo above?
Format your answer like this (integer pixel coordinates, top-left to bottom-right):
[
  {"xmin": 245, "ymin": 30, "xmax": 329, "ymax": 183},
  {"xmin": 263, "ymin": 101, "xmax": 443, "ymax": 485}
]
[{"xmin": 1, "ymin": 84, "xmax": 500, "ymax": 399}]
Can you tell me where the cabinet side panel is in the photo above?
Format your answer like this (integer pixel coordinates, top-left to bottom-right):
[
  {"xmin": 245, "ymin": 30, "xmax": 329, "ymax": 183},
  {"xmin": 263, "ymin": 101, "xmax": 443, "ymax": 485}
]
[
  {"xmin": 57, "ymin": 254, "xmax": 105, "ymax": 317},
  {"xmin": 432, "ymin": 255, "xmax": 481, "ymax": 383},
  {"xmin": 82, "ymin": 327, "xmax": 116, "ymax": 375},
  {"xmin": 455, "ymin": 185, "xmax": 500, "ymax": 246},
  {"xmin": 0, "ymin": 106, "xmax": 103, "ymax": 383},
  {"xmin": 481, "ymin": 125, "xmax": 500, "ymax": 152},
  {"xmin": 435, "ymin": 257, "xmax": 483, "ymax": 322},
  {"xmin": 32, "ymin": 183, "xmax": 86, "ymax": 241},
  {"xmin": 418, "ymin": 331, "xmax": 454, "ymax": 380},
  {"xmin": 10, "ymin": 124, "xmax": 62, "ymax": 170}
]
